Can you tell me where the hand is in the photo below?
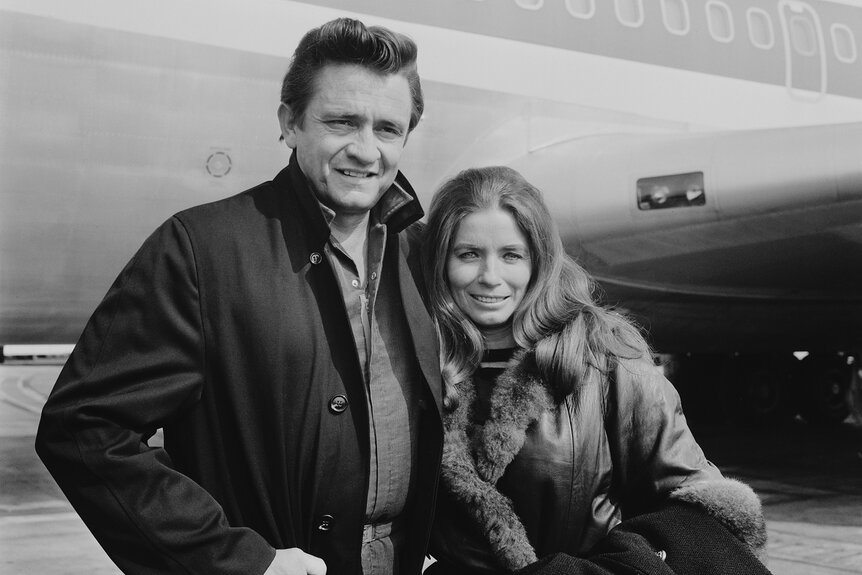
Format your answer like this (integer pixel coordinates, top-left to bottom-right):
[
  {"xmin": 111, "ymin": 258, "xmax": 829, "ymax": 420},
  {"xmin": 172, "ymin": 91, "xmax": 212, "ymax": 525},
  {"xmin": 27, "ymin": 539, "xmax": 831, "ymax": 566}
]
[{"xmin": 263, "ymin": 548, "xmax": 327, "ymax": 575}]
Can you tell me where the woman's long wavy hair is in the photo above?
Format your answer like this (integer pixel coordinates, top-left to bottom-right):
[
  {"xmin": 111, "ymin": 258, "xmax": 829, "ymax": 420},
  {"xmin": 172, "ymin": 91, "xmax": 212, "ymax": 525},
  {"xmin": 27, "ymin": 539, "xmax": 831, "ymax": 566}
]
[{"xmin": 422, "ymin": 166, "xmax": 651, "ymax": 409}]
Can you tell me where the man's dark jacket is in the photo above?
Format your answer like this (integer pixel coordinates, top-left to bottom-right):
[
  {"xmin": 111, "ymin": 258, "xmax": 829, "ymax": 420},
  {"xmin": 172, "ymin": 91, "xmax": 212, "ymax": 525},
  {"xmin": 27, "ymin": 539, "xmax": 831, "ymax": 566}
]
[{"xmin": 35, "ymin": 159, "xmax": 444, "ymax": 575}]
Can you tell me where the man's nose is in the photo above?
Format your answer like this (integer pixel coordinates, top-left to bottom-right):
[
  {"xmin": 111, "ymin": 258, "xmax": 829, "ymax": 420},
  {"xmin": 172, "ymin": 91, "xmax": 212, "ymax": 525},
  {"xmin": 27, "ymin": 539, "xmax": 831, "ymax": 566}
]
[{"xmin": 347, "ymin": 126, "xmax": 380, "ymax": 163}]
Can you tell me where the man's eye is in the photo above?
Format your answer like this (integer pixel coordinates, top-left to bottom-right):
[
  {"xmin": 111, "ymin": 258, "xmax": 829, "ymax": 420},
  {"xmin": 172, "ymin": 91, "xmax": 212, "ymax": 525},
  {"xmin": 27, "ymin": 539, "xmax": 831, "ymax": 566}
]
[{"xmin": 377, "ymin": 126, "xmax": 403, "ymax": 138}]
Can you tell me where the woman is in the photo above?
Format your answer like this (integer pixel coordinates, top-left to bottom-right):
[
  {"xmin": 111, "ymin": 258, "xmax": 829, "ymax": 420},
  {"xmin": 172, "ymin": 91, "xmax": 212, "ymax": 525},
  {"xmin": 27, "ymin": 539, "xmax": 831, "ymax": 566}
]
[{"xmin": 421, "ymin": 167, "xmax": 768, "ymax": 574}]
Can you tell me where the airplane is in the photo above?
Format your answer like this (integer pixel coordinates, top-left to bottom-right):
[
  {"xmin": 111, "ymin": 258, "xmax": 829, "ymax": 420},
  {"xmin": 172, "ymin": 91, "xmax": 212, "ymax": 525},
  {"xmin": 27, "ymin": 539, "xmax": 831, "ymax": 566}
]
[{"xmin": 1, "ymin": 0, "xmax": 861, "ymax": 424}]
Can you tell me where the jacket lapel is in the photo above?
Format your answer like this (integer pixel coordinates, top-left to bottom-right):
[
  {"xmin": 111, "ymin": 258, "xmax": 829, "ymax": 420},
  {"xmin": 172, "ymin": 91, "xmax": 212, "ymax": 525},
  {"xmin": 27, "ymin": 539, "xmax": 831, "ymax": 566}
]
[
  {"xmin": 473, "ymin": 353, "xmax": 553, "ymax": 483},
  {"xmin": 397, "ymin": 235, "xmax": 443, "ymax": 417},
  {"xmin": 438, "ymin": 353, "xmax": 553, "ymax": 570}
]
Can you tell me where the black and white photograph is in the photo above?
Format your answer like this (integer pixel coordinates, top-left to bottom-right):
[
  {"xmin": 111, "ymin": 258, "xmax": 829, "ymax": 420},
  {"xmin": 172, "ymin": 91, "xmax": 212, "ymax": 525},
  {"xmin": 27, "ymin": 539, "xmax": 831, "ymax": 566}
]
[{"xmin": 1, "ymin": 1, "xmax": 861, "ymax": 574}]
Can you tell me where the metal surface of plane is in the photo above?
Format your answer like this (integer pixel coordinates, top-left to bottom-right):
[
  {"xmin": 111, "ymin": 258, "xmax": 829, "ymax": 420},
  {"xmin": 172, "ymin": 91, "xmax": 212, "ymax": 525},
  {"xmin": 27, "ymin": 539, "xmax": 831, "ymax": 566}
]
[{"xmin": 1, "ymin": 0, "xmax": 861, "ymax": 421}]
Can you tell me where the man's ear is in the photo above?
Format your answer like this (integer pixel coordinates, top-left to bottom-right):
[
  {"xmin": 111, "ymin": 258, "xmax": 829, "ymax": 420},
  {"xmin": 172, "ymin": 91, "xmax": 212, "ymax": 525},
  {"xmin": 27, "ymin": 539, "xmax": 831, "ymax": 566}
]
[{"xmin": 278, "ymin": 103, "xmax": 298, "ymax": 149}]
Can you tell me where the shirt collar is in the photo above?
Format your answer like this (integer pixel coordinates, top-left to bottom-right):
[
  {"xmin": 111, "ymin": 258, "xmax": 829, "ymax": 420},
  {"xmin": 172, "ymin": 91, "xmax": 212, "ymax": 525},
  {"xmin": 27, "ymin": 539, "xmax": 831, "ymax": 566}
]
[
  {"xmin": 275, "ymin": 151, "xmax": 424, "ymax": 250},
  {"xmin": 316, "ymin": 182, "xmax": 414, "ymax": 229}
]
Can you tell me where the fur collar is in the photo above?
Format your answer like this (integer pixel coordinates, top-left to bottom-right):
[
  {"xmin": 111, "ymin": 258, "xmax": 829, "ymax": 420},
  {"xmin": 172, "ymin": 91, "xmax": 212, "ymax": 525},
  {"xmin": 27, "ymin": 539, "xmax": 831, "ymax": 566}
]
[{"xmin": 439, "ymin": 350, "xmax": 553, "ymax": 570}]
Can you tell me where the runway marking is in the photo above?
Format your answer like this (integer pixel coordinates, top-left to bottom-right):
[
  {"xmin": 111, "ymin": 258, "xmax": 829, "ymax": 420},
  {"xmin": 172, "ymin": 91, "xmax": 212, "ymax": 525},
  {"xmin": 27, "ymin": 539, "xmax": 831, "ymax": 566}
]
[
  {"xmin": 768, "ymin": 557, "xmax": 862, "ymax": 573},
  {"xmin": 0, "ymin": 500, "xmax": 70, "ymax": 513},
  {"xmin": 0, "ymin": 376, "xmax": 44, "ymax": 415},
  {"xmin": 0, "ymin": 512, "xmax": 79, "ymax": 525},
  {"xmin": 769, "ymin": 524, "xmax": 862, "ymax": 572},
  {"xmin": 18, "ymin": 378, "xmax": 48, "ymax": 403}
]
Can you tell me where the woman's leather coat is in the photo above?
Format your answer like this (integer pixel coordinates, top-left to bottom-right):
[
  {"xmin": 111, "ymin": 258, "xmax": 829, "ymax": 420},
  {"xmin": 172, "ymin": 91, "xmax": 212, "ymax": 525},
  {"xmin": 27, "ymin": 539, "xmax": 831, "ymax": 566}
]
[{"xmin": 431, "ymin": 352, "xmax": 724, "ymax": 572}]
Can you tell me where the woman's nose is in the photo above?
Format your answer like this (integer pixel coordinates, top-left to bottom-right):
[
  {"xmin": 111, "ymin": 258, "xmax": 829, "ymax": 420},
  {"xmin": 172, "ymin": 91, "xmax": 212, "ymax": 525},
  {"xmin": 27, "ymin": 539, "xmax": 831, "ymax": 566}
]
[{"xmin": 478, "ymin": 259, "xmax": 502, "ymax": 285}]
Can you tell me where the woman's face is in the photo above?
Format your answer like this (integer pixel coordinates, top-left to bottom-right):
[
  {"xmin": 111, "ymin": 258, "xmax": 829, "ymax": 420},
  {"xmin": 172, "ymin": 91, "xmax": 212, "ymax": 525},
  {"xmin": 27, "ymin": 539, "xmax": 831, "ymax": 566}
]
[{"xmin": 446, "ymin": 207, "xmax": 533, "ymax": 334}]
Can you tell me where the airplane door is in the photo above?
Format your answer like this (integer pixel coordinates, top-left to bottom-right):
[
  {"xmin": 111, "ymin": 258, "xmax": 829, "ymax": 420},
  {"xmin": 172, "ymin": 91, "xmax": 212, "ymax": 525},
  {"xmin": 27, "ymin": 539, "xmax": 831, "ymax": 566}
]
[{"xmin": 778, "ymin": 0, "xmax": 826, "ymax": 100}]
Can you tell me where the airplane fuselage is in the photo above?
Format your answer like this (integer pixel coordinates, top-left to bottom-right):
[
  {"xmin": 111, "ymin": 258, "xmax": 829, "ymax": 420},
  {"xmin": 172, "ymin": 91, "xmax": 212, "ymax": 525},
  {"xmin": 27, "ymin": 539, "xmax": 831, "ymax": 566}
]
[{"xmin": 2, "ymin": 0, "xmax": 861, "ymax": 368}]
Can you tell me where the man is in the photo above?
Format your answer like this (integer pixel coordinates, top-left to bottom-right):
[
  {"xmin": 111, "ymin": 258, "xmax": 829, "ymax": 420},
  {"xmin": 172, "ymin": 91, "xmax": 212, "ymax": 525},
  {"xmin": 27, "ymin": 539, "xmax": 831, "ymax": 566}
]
[{"xmin": 35, "ymin": 18, "xmax": 442, "ymax": 575}]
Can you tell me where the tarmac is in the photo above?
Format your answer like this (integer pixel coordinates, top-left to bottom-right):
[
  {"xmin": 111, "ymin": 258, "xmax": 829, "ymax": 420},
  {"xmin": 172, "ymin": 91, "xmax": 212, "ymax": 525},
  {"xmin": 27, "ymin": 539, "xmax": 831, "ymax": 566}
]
[{"xmin": 2, "ymin": 363, "xmax": 861, "ymax": 574}]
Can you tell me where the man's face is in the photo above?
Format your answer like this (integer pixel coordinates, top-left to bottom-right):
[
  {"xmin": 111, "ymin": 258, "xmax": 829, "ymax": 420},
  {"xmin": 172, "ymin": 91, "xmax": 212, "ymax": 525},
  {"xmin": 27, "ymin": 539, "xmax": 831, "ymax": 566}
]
[{"xmin": 279, "ymin": 63, "xmax": 413, "ymax": 218}]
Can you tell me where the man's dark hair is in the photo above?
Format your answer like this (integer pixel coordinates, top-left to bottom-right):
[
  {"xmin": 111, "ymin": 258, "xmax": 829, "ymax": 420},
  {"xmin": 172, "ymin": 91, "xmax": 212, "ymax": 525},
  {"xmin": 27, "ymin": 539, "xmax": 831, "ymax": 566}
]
[{"xmin": 281, "ymin": 18, "xmax": 424, "ymax": 132}]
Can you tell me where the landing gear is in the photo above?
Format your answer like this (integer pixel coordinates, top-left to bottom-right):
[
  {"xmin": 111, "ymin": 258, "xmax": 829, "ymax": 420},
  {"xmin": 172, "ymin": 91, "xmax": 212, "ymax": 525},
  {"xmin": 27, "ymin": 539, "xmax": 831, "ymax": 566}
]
[
  {"xmin": 668, "ymin": 351, "xmax": 856, "ymax": 426},
  {"xmin": 725, "ymin": 354, "xmax": 795, "ymax": 424},
  {"xmin": 797, "ymin": 353, "xmax": 853, "ymax": 425}
]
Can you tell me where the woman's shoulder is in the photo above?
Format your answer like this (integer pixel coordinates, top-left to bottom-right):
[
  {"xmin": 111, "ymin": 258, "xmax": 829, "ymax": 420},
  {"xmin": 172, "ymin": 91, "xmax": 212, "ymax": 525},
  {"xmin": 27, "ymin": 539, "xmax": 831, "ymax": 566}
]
[{"xmin": 606, "ymin": 353, "xmax": 681, "ymax": 411}]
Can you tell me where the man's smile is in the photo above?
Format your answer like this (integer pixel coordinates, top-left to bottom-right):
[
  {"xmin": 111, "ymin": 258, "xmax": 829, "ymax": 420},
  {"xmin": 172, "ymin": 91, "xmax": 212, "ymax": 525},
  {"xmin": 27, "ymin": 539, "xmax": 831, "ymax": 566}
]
[{"xmin": 337, "ymin": 168, "xmax": 377, "ymax": 178}]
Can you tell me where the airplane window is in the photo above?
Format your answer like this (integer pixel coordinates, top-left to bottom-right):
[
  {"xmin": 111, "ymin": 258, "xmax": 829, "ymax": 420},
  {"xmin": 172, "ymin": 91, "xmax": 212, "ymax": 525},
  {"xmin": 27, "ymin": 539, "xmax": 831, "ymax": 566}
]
[
  {"xmin": 706, "ymin": 1, "xmax": 734, "ymax": 43},
  {"xmin": 515, "ymin": 0, "xmax": 544, "ymax": 10},
  {"xmin": 615, "ymin": 0, "xmax": 644, "ymax": 28},
  {"xmin": 661, "ymin": 0, "xmax": 690, "ymax": 35},
  {"xmin": 637, "ymin": 172, "xmax": 705, "ymax": 211},
  {"xmin": 830, "ymin": 23, "xmax": 857, "ymax": 63},
  {"xmin": 746, "ymin": 8, "xmax": 774, "ymax": 49},
  {"xmin": 566, "ymin": 0, "xmax": 595, "ymax": 19},
  {"xmin": 790, "ymin": 15, "xmax": 817, "ymax": 56}
]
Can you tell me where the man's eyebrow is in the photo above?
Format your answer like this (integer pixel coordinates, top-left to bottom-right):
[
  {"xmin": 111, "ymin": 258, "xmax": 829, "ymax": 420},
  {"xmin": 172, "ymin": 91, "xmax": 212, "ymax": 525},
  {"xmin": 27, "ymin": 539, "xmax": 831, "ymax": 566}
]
[
  {"xmin": 321, "ymin": 111, "xmax": 361, "ymax": 121},
  {"xmin": 377, "ymin": 118, "xmax": 407, "ymax": 128}
]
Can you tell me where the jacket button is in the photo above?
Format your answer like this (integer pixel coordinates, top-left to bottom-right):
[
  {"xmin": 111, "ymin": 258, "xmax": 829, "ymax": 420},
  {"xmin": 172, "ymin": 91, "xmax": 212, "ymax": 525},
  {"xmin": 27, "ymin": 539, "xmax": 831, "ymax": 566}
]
[
  {"xmin": 318, "ymin": 514, "xmax": 334, "ymax": 531},
  {"xmin": 309, "ymin": 252, "xmax": 322, "ymax": 265},
  {"xmin": 329, "ymin": 395, "xmax": 349, "ymax": 414}
]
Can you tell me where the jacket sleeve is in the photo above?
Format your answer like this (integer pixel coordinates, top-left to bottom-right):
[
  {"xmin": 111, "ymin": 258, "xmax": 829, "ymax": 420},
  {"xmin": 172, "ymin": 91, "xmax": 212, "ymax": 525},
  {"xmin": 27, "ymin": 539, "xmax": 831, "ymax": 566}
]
[
  {"xmin": 668, "ymin": 478, "xmax": 768, "ymax": 559},
  {"xmin": 605, "ymin": 356, "xmax": 724, "ymax": 516},
  {"xmin": 34, "ymin": 217, "xmax": 276, "ymax": 575}
]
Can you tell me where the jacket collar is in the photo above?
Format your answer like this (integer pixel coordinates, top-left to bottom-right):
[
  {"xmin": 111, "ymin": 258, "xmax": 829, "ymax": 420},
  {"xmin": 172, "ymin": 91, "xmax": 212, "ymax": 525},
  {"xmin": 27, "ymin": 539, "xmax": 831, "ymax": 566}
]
[
  {"xmin": 397, "ymin": 234, "xmax": 444, "ymax": 418},
  {"xmin": 273, "ymin": 151, "xmax": 424, "ymax": 250},
  {"xmin": 439, "ymin": 351, "xmax": 553, "ymax": 570},
  {"xmin": 271, "ymin": 152, "xmax": 442, "ymax": 417},
  {"xmin": 316, "ymin": 183, "xmax": 413, "ymax": 229},
  {"xmin": 446, "ymin": 351, "xmax": 555, "ymax": 481}
]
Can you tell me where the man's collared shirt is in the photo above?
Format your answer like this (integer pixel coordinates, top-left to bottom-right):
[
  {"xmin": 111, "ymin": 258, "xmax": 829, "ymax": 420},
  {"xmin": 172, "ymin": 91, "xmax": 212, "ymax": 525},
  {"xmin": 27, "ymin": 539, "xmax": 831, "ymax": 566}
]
[{"xmin": 318, "ymin": 185, "xmax": 421, "ymax": 575}]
